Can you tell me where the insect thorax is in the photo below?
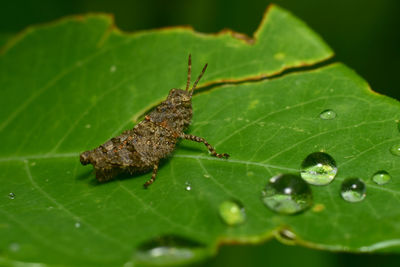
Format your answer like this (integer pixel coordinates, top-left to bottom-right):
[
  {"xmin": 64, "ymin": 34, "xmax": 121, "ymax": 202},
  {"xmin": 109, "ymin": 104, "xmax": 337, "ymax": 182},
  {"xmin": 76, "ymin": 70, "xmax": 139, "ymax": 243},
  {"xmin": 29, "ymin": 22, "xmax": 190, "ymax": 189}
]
[{"xmin": 147, "ymin": 88, "xmax": 193, "ymax": 133}]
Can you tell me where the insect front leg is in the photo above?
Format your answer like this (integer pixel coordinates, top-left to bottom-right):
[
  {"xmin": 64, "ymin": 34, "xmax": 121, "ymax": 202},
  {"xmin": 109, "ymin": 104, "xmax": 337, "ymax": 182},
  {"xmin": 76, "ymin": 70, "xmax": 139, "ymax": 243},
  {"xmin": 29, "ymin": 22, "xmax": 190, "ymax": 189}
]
[
  {"xmin": 144, "ymin": 161, "xmax": 159, "ymax": 188},
  {"xmin": 182, "ymin": 134, "xmax": 230, "ymax": 158}
]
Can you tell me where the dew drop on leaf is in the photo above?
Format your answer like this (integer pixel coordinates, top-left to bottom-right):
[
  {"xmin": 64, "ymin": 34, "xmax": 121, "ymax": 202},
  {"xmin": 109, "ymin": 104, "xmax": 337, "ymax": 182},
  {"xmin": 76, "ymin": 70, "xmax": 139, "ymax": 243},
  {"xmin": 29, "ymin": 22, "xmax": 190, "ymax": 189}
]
[
  {"xmin": 390, "ymin": 144, "xmax": 400, "ymax": 156},
  {"xmin": 276, "ymin": 228, "xmax": 296, "ymax": 245},
  {"xmin": 300, "ymin": 152, "xmax": 337, "ymax": 185},
  {"xmin": 8, "ymin": 192, "xmax": 15, "ymax": 199},
  {"xmin": 319, "ymin": 109, "xmax": 336, "ymax": 120},
  {"xmin": 75, "ymin": 222, "xmax": 81, "ymax": 228},
  {"xmin": 9, "ymin": 243, "xmax": 20, "ymax": 252},
  {"xmin": 262, "ymin": 174, "xmax": 312, "ymax": 214},
  {"xmin": 184, "ymin": 181, "xmax": 192, "ymax": 191},
  {"xmin": 372, "ymin": 171, "xmax": 391, "ymax": 185},
  {"xmin": 218, "ymin": 200, "xmax": 246, "ymax": 226},
  {"xmin": 340, "ymin": 178, "xmax": 366, "ymax": 202},
  {"xmin": 134, "ymin": 236, "xmax": 206, "ymax": 266}
]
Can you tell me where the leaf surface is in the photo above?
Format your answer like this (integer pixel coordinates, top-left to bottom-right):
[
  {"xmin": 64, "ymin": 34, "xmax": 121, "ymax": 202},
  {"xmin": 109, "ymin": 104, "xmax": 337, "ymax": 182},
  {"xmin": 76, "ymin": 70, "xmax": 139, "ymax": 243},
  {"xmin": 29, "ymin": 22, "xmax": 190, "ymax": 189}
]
[{"xmin": 1, "ymin": 5, "xmax": 399, "ymax": 266}]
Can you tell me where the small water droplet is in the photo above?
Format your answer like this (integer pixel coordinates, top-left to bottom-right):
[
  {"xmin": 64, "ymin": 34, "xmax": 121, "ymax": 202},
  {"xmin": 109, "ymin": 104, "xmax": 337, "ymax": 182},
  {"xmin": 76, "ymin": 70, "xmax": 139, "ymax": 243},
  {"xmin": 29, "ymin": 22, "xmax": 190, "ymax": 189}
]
[
  {"xmin": 341, "ymin": 178, "xmax": 366, "ymax": 202},
  {"xmin": 300, "ymin": 152, "xmax": 337, "ymax": 185},
  {"xmin": 85, "ymin": 124, "xmax": 91, "ymax": 129},
  {"xmin": 245, "ymin": 119, "xmax": 250, "ymax": 123},
  {"xmin": 319, "ymin": 109, "xmax": 336, "ymax": 120},
  {"xmin": 135, "ymin": 236, "xmax": 205, "ymax": 266},
  {"xmin": 247, "ymin": 171, "xmax": 254, "ymax": 176},
  {"xmin": 276, "ymin": 228, "xmax": 296, "ymax": 245},
  {"xmin": 237, "ymin": 117, "xmax": 243, "ymax": 121},
  {"xmin": 30, "ymin": 162, "xmax": 36, "ymax": 166},
  {"xmin": 8, "ymin": 193, "xmax": 15, "ymax": 199},
  {"xmin": 9, "ymin": 243, "xmax": 20, "ymax": 252},
  {"xmin": 110, "ymin": 65, "xmax": 117, "ymax": 72},
  {"xmin": 218, "ymin": 200, "xmax": 246, "ymax": 226},
  {"xmin": 203, "ymin": 174, "xmax": 210, "ymax": 178},
  {"xmin": 257, "ymin": 122, "xmax": 265, "ymax": 127},
  {"xmin": 262, "ymin": 174, "xmax": 312, "ymax": 214},
  {"xmin": 75, "ymin": 222, "xmax": 81, "ymax": 228},
  {"xmin": 184, "ymin": 181, "xmax": 192, "ymax": 191},
  {"xmin": 390, "ymin": 144, "xmax": 400, "ymax": 156},
  {"xmin": 372, "ymin": 171, "xmax": 391, "ymax": 185}
]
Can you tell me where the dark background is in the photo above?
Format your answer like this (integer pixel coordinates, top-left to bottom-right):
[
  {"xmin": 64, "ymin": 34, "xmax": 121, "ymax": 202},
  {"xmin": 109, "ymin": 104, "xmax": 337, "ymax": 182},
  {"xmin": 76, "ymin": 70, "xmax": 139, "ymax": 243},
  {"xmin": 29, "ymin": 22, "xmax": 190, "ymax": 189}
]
[{"xmin": 1, "ymin": 0, "xmax": 399, "ymax": 266}]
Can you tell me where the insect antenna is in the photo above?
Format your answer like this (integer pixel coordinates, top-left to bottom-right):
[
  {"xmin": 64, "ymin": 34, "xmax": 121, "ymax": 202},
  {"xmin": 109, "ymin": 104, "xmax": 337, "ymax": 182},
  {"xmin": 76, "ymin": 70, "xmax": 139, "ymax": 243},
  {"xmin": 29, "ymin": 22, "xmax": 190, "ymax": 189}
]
[
  {"xmin": 190, "ymin": 63, "xmax": 208, "ymax": 97},
  {"xmin": 186, "ymin": 54, "xmax": 192, "ymax": 91}
]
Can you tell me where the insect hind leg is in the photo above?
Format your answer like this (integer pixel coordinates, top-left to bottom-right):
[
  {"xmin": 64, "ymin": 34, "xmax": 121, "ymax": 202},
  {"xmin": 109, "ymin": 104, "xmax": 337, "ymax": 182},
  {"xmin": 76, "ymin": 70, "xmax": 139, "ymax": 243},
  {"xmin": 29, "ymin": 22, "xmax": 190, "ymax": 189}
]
[
  {"xmin": 144, "ymin": 162, "xmax": 159, "ymax": 188},
  {"xmin": 182, "ymin": 134, "xmax": 229, "ymax": 158}
]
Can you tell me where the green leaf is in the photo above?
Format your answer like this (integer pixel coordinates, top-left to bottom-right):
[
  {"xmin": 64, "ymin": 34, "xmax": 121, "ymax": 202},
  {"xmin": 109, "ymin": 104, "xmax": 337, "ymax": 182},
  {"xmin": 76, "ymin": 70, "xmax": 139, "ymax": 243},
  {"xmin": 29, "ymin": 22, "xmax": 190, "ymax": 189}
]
[{"xmin": 1, "ymin": 4, "xmax": 399, "ymax": 266}]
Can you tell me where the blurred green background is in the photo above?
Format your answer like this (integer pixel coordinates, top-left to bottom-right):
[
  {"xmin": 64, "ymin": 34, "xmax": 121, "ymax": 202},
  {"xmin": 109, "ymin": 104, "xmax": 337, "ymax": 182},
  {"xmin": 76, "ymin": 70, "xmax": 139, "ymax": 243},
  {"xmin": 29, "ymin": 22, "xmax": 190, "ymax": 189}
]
[{"xmin": 1, "ymin": 0, "xmax": 399, "ymax": 266}]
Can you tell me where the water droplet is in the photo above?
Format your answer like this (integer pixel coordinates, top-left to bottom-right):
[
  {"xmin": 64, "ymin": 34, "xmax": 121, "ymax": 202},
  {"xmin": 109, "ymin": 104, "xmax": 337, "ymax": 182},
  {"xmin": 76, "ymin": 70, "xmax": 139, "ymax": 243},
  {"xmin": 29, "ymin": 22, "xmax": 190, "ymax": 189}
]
[
  {"xmin": 184, "ymin": 181, "xmax": 192, "ymax": 191},
  {"xmin": 203, "ymin": 174, "xmax": 210, "ymax": 178},
  {"xmin": 135, "ymin": 236, "xmax": 206, "ymax": 266},
  {"xmin": 75, "ymin": 222, "xmax": 81, "ymax": 228},
  {"xmin": 110, "ymin": 65, "xmax": 117, "ymax": 72},
  {"xmin": 218, "ymin": 200, "xmax": 246, "ymax": 226},
  {"xmin": 9, "ymin": 243, "xmax": 20, "ymax": 252},
  {"xmin": 8, "ymin": 193, "xmax": 15, "ymax": 199},
  {"xmin": 247, "ymin": 171, "xmax": 254, "ymax": 176},
  {"xmin": 319, "ymin": 109, "xmax": 336, "ymax": 120},
  {"xmin": 372, "ymin": 171, "xmax": 391, "ymax": 185},
  {"xmin": 30, "ymin": 162, "xmax": 36, "ymax": 166},
  {"xmin": 237, "ymin": 117, "xmax": 243, "ymax": 121},
  {"xmin": 85, "ymin": 124, "xmax": 91, "ymax": 129},
  {"xmin": 300, "ymin": 152, "xmax": 337, "ymax": 185},
  {"xmin": 276, "ymin": 228, "xmax": 296, "ymax": 245},
  {"xmin": 262, "ymin": 174, "xmax": 312, "ymax": 214},
  {"xmin": 341, "ymin": 178, "xmax": 366, "ymax": 202},
  {"xmin": 390, "ymin": 144, "xmax": 400, "ymax": 156}
]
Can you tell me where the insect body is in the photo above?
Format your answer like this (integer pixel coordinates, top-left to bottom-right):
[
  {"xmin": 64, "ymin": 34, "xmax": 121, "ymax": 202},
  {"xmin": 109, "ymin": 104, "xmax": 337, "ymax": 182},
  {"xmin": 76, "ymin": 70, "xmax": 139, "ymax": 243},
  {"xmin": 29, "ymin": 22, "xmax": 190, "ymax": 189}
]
[{"xmin": 80, "ymin": 55, "xmax": 229, "ymax": 187}]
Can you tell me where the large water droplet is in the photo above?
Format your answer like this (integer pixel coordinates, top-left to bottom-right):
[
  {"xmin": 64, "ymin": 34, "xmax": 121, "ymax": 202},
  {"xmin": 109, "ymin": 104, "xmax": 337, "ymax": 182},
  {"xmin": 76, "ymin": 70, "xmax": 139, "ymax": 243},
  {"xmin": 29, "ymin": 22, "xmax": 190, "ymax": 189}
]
[
  {"xmin": 390, "ymin": 144, "xmax": 400, "ymax": 156},
  {"xmin": 262, "ymin": 174, "xmax": 312, "ymax": 214},
  {"xmin": 300, "ymin": 152, "xmax": 337, "ymax": 185},
  {"xmin": 218, "ymin": 200, "xmax": 246, "ymax": 226},
  {"xmin": 8, "ymin": 193, "xmax": 15, "ymax": 199},
  {"xmin": 319, "ymin": 109, "xmax": 336, "ymax": 120},
  {"xmin": 341, "ymin": 178, "xmax": 366, "ymax": 202},
  {"xmin": 372, "ymin": 171, "xmax": 391, "ymax": 185},
  {"xmin": 135, "ymin": 236, "xmax": 206, "ymax": 266}
]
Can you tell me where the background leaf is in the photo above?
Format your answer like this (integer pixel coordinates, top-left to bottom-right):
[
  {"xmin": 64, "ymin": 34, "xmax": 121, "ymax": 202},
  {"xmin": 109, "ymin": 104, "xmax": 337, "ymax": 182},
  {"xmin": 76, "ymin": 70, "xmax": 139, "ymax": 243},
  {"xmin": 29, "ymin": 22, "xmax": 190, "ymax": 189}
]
[{"xmin": 1, "ymin": 5, "xmax": 399, "ymax": 266}]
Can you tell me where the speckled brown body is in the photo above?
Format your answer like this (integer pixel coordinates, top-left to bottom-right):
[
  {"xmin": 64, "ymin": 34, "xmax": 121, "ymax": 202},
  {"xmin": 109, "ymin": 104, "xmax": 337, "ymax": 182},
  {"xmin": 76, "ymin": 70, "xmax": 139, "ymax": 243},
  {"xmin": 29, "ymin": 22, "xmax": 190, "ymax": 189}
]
[{"xmin": 80, "ymin": 55, "xmax": 229, "ymax": 187}]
